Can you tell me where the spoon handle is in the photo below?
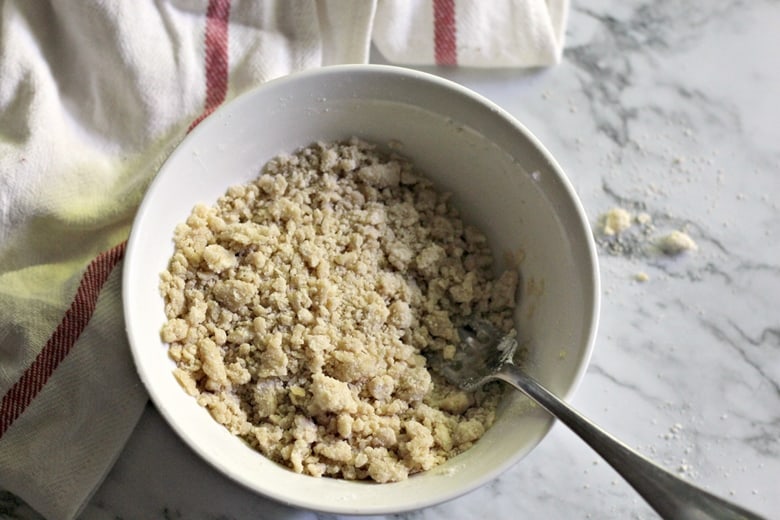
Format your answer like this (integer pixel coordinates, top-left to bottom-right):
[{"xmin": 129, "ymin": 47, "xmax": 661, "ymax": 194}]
[{"xmin": 492, "ymin": 364, "xmax": 766, "ymax": 520}]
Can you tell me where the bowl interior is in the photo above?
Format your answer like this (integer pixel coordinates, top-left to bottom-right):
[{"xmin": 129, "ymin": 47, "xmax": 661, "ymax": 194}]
[{"xmin": 123, "ymin": 65, "xmax": 599, "ymax": 515}]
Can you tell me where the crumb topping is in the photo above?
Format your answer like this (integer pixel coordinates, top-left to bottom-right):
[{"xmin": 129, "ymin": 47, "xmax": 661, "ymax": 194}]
[{"xmin": 159, "ymin": 139, "xmax": 519, "ymax": 482}]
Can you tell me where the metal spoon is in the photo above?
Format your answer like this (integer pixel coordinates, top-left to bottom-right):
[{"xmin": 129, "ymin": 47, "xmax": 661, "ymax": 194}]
[{"xmin": 426, "ymin": 320, "xmax": 766, "ymax": 520}]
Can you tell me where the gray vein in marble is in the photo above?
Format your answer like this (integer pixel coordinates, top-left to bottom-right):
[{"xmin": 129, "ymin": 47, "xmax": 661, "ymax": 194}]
[
  {"xmin": 739, "ymin": 416, "xmax": 780, "ymax": 460},
  {"xmin": 719, "ymin": 320, "xmax": 780, "ymax": 399},
  {"xmin": 566, "ymin": 0, "xmax": 768, "ymax": 165},
  {"xmin": 566, "ymin": 2, "xmax": 672, "ymax": 147},
  {"xmin": 587, "ymin": 363, "xmax": 666, "ymax": 407},
  {"xmin": 666, "ymin": 84, "xmax": 742, "ymax": 132},
  {"xmin": 691, "ymin": 317, "xmax": 780, "ymax": 455},
  {"xmin": 736, "ymin": 260, "xmax": 780, "ymax": 277},
  {"xmin": 729, "ymin": 323, "xmax": 780, "ymax": 352}
]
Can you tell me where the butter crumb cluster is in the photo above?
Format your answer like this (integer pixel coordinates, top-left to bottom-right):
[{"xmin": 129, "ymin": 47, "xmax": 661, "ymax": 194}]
[
  {"xmin": 658, "ymin": 230, "xmax": 698, "ymax": 255},
  {"xmin": 596, "ymin": 206, "xmax": 698, "ymax": 259},
  {"xmin": 599, "ymin": 207, "xmax": 633, "ymax": 236},
  {"xmin": 159, "ymin": 139, "xmax": 518, "ymax": 482}
]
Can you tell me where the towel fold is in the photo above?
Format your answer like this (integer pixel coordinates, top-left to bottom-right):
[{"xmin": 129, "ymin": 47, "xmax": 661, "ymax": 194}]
[{"xmin": 0, "ymin": 1, "xmax": 567, "ymax": 518}]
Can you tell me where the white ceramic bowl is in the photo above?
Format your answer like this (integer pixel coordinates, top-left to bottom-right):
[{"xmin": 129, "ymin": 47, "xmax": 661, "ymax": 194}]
[{"xmin": 123, "ymin": 64, "xmax": 600, "ymax": 515}]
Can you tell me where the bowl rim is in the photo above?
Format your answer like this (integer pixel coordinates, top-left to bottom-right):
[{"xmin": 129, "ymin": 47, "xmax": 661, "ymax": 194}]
[{"xmin": 123, "ymin": 63, "xmax": 601, "ymax": 514}]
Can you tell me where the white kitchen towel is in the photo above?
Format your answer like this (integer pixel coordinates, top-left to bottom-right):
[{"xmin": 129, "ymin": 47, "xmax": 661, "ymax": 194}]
[
  {"xmin": 0, "ymin": 1, "xmax": 568, "ymax": 519},
  {"xmin": 373, "ymin": 0, "xmax": 569, "ymax": 67}
]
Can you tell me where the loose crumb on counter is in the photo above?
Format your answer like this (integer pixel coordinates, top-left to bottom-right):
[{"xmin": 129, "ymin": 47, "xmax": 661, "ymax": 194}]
[
  {"xmin": 658, "ymin": 230, "xmax": 698, "ymax": 255},
  {"xmin": 594, "ymin": 205, "xmax": 701, "ymax": 266},
  {"xmin": 159, "ymin": 138, "xmax": 519, "ymax": 482},
  {"xmin": 599, "ymin": 207, "xmax": 633, "ymax": 236}
]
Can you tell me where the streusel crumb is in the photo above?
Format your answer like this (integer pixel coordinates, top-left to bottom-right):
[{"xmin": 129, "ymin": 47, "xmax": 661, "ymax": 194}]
[{"xmin": 160, "ymin": 139, "xmax": 519, "ymax": 482}]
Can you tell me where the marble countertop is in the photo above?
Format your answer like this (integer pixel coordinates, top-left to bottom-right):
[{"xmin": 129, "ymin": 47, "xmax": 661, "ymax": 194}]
[{"xmin": 5, "ymin": 1, "xmax": 779, "ymax": 518}]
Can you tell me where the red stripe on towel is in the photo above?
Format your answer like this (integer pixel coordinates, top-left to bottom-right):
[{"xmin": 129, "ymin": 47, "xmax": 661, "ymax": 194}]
[
  {"xmin": 434, "ymin": 0, "xmax": 457, "ymax": 66},
  {"xmin": 0, "ymin": 241, "xmax": 126, "ymax": 438},
  {"xmin": 0, "ymin": 0, "xmax": 233, "ymax": 439},
  {"xmin": 189, "ymin": 0, "xmax": 232, "ymax": 131}
]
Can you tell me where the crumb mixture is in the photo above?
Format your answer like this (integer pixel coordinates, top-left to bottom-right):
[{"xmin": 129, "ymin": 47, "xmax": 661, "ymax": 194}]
[{"xmin": 159, "ymin": 139, "xmax": 519, "ymax": 482}]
